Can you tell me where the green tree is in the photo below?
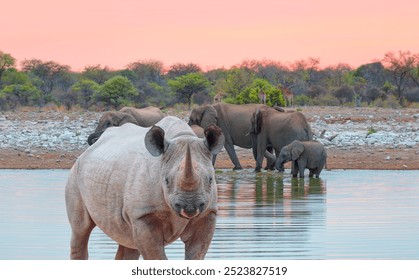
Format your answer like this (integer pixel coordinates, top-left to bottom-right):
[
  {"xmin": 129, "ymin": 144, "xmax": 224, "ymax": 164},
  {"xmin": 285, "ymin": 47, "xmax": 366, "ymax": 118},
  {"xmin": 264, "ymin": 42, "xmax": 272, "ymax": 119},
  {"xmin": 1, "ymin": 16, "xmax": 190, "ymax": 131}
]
[
  {"xmin": 168, "ymin": 72, "xmax": 210, "ymax": 109},
  {"xmin": 0, "ymin": 68, "xmax": 41, "ymax": 109},
  {"xmin": 71, "ymin": 79, "xmax": 100, "ymax": 109},
  {"xmin": 0, "ymin": 51, "xmax": 16, "ymax": 83},
  {"xmin": 236, "ymin": 78, "xmax": 285, "ymax": 106},
  {"xmin": 221, "ymin": 68, "xmax": 255, "ymax": 98},
  {"xmin": 95, "ymin": 75, "xmax": 138, "ymax": 109},
  {"xmin": 0, "ymin": 84, "xmax": 41, "ymax": 109}
]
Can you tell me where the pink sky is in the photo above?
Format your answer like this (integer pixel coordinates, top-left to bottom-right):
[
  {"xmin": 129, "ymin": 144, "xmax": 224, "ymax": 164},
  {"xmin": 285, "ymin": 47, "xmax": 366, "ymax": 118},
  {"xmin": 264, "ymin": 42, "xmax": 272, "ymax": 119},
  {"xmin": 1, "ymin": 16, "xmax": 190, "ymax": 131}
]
[{"xmin": 2, "ymin": 0, "xmax": 418, "ymax": 71}]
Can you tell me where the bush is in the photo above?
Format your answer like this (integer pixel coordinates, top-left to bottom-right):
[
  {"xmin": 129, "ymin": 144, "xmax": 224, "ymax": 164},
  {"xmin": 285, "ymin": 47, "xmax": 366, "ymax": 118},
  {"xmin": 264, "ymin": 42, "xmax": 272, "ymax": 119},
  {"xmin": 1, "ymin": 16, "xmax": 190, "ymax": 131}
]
[
  {"xmin": 237, "ymin": 78, "xmax": 285, "ymax": 106},
  {"xmin": 371, "ymin": 95, "xmax": 401, "ymax": 108},
  {"xmin": 404, "ymin": 87, "xmax": 419, "ymax": 102},
  {"xmin": 313, "ymin": 94, "xmax": 340, "ymax": 106},
  {"xmin": 293, "ymin": 94, "xmax": 314, "ymax": 106},
  {"xmin": 94, "ymin": 75, "xmax": 138, "ymax": 109}
]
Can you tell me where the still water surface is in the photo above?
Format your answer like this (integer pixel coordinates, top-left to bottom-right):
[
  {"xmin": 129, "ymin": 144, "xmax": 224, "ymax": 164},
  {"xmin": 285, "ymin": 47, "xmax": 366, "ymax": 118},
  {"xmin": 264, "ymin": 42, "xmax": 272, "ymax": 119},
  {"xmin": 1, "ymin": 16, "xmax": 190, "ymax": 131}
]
[{"xmin": 0, "ymin": 169, "xmax": 418, "ymax": 259}]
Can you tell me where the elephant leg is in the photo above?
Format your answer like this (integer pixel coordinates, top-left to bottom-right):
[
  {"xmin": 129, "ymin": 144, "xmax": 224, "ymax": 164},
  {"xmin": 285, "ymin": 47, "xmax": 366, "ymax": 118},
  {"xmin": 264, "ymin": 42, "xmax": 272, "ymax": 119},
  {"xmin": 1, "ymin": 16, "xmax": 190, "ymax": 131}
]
[
  {"xmin": 224, "ymin": 142, "xmax": 242, "ymax": 170},
  {"xmin": 255, "ymin": 140, "xmax": 269, "ymax": 172},
  {"xmin": 292, "ymin": 161, "xmax": 299, "ymax": 177},
  {"xmin": 309, "ymin": 169, "xmax": 314, "ymax": 178},
  {"xmin": 298, "ymin": 163, "xmax": 305, "ymax": 178},
  {"xmin": 115, "ymin": 245, "xmax": 140, "ymax": 260}
]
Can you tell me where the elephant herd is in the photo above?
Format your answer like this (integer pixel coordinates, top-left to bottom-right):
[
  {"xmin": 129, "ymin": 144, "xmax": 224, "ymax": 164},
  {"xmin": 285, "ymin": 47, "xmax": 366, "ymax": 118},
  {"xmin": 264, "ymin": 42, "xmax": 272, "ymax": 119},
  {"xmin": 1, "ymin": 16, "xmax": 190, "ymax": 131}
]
[{"xmin": 88, "ymin": 103, "xmax": 327, "ymax": 178}]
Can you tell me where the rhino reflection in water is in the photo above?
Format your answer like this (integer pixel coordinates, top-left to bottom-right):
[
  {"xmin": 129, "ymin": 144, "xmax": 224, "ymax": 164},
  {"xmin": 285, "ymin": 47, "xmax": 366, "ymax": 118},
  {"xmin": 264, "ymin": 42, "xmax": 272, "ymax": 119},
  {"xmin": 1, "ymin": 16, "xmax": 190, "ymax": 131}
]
[{"xmin": 65, "ymin": 116, "xmax": 225, "ymax": 260}]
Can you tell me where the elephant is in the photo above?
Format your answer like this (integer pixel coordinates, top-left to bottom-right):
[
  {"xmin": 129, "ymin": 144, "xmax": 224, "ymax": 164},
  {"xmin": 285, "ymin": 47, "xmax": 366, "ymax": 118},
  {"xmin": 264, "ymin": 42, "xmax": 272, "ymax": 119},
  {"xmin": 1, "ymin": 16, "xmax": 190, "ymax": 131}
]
[
  {"xmin": 188, "ymin": 103, "xmax": 276, "ymax": 170},
  {"xmin": 251, "ymin": 107, "xmax": 313, "ymax": 172},
  {"xmin": 276, "ymin": 140, "xmax": 327, "ymax": 178},
  {"xmin": 87, "ymin": 106, "xmax": 163, "ymax": 145},
  {"xmin": 65, "ymin": 116, "xmax": 225, "ymax": 259}
]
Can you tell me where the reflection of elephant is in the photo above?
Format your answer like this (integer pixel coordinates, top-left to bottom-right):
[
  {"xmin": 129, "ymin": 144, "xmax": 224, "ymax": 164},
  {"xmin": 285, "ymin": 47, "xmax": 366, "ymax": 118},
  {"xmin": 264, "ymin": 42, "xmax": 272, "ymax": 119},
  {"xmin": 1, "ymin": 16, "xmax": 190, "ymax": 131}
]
[
  {"xmin": 276, "ymin": 140, "xmax": 326, "ymax": 178},
  {"xmin": 188, "ymin": 103, "xmax": 276, "ymax": 170},
  {"xmin": 251, "ymin": 107, "xmax": 313, "ymax": 172},
  {"xmin": 87, "ymin": 106, "xmax": 163, "ymax": 145}
]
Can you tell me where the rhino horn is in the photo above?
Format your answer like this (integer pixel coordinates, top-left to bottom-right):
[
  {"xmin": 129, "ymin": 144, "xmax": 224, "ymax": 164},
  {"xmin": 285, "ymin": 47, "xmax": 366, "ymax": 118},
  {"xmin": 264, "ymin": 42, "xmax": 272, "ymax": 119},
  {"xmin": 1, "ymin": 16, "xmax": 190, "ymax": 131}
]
[{"xmin": 179, "ymin": 144, "xmax": 199, "ymax": 191}]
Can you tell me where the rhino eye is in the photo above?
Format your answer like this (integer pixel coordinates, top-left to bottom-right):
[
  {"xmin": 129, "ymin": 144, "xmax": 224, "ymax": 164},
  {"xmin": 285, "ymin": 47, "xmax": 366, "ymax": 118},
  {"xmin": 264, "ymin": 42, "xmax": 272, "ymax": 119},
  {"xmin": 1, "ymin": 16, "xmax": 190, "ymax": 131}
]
[
  {"xmin": 164, "ymin": 178, "xmax": 169, "ymax": 185},
  {"xmin": 209, "ymin": 177, "xmax": 213, "ymax": 185}
]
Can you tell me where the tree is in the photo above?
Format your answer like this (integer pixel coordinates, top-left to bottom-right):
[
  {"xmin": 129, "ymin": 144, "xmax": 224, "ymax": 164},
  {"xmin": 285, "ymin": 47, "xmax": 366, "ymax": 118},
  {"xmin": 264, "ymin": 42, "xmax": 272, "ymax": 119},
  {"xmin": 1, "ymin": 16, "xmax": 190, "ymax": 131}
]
[
  {"xmin": 382, "ymin": 50, "xmax": 419, "ymax": 102},
  {"xmin": 0, "ymin": 69, "xmax": 41, "ymax": 109},
  {"xmin": 95, "ymin": 75, "xmax": 138, "ymax": 109},
  {"xmin": 221, "ymin": 67, "xmax": 255, "ymax": 98},
  {"xmin": 166, "ymin": 63, "xmax": 202, "ymax": 79},
  {"xmin": 126, "ymin": 59, "xmax": 165, "ymax": 104},
  {"xmin": 70, "ymin": 79, "xmax": 100, "ymax": 109},
  {"xmin": 21, "ymin": 59, "xmax": 70, "ymax": 104},
  {"xmin": 127, "ymin": 59, "xmax": 164, "ymax": 84},
  {"xmin": 168, "ymin": 72, "xmax": 210, "ymax": 109},
  {"xmin": 0, "ymin": 51, "xmax": 16, "ymax": 83},
  {"xmin": 82, "ymin": 65, "xmax": 113, "ymax": 85},
  {"xmin": 237, "ymin": 78, "xmax": 285, "ymax": 106}
]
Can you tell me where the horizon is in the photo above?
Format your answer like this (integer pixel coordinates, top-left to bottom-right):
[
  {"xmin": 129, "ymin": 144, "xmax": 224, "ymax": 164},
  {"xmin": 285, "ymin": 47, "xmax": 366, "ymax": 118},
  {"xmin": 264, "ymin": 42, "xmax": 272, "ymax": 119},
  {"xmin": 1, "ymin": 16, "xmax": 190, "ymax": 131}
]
[{"xmin": 2, "ymin": 0, "xmax": 418, "ymax": 71}]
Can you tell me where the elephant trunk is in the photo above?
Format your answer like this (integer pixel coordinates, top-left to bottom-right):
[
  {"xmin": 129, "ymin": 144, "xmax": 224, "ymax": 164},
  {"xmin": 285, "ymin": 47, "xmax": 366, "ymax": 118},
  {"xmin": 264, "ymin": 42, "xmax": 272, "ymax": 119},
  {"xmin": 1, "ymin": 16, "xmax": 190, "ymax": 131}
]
[
  {"xmin": 275, "ymin": 159, "xmax": 285, "ymax": 172},
  {"xmin": 87, "ymin": 131, "xmax": 104, "ymax": 145}
]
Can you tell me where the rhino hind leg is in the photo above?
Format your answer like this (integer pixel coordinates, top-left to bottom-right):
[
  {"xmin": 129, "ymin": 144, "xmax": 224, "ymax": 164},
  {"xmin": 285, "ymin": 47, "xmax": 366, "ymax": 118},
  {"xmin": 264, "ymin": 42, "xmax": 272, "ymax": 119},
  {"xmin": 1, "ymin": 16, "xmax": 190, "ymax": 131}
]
[
  {"xmin": 66, "ymin": 182, "xmax": 96, "ymax": 259},
  {"xmin": 115, "ymin": 245, "xmax": 140, "ymax": 260}
]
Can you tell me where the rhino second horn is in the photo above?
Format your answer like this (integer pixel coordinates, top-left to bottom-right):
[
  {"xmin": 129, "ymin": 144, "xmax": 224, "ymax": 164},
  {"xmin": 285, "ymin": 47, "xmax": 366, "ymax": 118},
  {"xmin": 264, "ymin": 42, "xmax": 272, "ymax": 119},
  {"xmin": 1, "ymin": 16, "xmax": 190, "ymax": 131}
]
[{"xmin": 180, "ymin": 144, "xmax": 199, "ymax": 191}]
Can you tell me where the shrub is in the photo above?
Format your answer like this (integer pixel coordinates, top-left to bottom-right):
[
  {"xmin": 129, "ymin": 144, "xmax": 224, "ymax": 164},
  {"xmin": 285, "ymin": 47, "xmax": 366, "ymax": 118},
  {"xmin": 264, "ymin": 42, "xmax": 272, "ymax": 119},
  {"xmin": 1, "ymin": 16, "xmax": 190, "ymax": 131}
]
[{"xmin": 293, "ymin": 94, "xmax": 313, "ymax": 106}]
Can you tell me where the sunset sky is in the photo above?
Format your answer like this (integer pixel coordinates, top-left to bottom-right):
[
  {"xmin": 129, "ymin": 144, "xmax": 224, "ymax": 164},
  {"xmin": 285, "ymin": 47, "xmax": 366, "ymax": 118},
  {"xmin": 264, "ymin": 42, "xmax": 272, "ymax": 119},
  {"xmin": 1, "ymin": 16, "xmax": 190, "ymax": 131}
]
[{"xmin": 2, "ymin": 0, "xmax": 418, "ymax": 71}]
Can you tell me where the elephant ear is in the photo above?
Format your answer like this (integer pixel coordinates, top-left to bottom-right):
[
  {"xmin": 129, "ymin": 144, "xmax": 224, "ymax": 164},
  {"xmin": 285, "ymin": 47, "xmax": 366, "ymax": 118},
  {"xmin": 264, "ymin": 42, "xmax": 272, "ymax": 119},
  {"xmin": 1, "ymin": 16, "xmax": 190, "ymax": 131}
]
[
  {"xmin": 200, "ymin": 106, "xmax": 218, "ymax": 129},
  {"xmin": 203, "ymin": 124, "xmax": 225, "ymax": 155},
  {"xmin": 145, "ymin": 125, "xmax": 169, "ymax": 156},
  {"xmin": 118, "ymin": 112, "xmax": 139, "ymax": 126},
  {"xmin": 291, "ymin": 140, "xmax": 304, "ymax": 161},
  {"xmin": 252, "ymin": 107, "xmax": 263, "ymax": 134}
]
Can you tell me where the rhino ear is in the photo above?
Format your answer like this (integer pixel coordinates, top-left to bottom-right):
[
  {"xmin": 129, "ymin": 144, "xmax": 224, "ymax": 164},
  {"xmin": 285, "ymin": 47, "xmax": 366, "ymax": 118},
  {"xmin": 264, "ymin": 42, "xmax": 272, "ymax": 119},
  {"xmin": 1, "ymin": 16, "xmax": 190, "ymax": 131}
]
[
  {"xmin": 204, "ymin": 124, "xmax": 225, "ymax": 155},
  {"xmin": 145, "ymin": 125, "xmax": 168, "ymax": 156}
]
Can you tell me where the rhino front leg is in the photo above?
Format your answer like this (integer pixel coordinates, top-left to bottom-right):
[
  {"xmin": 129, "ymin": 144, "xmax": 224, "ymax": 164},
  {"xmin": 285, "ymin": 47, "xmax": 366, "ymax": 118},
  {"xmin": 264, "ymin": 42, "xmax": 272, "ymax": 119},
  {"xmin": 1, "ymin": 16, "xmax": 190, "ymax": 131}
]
[
  {"xmin": 132, "ymin": 215, "xmax": 167, "ymax": 260},
  {"xmin": 181, "ymin": 212, "xmax": 216, "ymax": 260},
  {"xmin": 115, "ymin": 245, "xmax": 140, "ymax": 260}
]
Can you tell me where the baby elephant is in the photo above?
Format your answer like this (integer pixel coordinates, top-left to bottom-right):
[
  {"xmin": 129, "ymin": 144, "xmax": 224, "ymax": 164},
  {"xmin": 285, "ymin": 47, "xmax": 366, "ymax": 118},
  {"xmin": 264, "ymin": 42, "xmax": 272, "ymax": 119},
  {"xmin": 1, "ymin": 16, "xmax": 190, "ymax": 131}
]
[{"xmin": 276, "ymin": 140, "xmax": 327, "ymax": 178}]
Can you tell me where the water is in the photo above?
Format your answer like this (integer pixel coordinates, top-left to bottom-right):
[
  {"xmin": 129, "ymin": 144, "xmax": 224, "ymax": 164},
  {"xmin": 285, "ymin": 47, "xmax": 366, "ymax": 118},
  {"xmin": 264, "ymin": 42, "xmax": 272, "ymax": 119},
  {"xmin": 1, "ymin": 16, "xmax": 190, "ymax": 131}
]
[{"xmin": 0, "ymin": 169, "xmax": 418, "ymax": 260}]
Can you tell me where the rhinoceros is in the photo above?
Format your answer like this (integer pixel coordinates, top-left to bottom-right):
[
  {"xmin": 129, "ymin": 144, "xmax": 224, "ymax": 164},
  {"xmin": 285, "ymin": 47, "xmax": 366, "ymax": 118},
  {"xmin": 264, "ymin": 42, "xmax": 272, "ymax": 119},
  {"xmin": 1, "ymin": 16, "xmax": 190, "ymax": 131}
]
[{"xmin": 65, "ymin": 116, "xmax": 225, "ymax": 260}]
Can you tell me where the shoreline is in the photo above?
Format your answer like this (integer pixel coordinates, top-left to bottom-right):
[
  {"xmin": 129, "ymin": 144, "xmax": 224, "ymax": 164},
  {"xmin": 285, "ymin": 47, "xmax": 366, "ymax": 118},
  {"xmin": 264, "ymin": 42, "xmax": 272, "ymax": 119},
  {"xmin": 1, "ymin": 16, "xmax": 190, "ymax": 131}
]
[{"xmin": 1, "ymin": 145, "xmax": 418, "ymax": 170}]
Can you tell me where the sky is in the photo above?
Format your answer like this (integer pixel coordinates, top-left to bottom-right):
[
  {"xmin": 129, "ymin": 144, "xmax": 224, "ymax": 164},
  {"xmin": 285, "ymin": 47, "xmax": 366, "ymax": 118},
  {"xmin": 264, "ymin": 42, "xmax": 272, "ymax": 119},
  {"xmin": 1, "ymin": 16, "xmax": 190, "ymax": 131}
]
[{"xmin": 1, "ymin": 0, "xmax": 418, "ymax": 71}]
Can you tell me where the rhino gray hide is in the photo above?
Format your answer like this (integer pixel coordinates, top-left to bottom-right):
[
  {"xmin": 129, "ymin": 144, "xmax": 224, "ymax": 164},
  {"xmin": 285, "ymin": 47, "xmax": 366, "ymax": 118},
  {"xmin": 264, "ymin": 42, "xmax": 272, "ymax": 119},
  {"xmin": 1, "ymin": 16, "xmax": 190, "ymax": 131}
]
[{"xmin": 65, "ymin": 116, "xmax": 225, "ymax": 260}]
